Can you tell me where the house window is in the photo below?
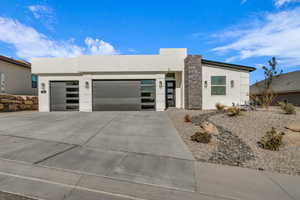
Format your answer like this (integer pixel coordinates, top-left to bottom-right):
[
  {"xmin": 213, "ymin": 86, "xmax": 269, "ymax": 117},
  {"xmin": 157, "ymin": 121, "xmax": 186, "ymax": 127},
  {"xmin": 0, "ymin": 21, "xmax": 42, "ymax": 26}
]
[
  {"xmin": 0, "ymin": 72, "xmax": 5, "ymax": 93},
  {"xmin": 211, "ymin": 76, "xmax": 226, "ymax": 95},
  {"xmin": 31, "ymin": 75, "xmax": 38, "ymax": 88}
]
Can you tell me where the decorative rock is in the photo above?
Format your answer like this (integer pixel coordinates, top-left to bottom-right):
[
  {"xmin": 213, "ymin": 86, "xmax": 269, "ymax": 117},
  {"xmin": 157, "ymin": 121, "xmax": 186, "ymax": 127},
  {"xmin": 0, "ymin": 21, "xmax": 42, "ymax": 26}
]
[
  {"xmin": 8, "ymin": 104, "xmax": 18, "ymax": 111},
  {"xmin": 24, "ymin": 100, "xmax": 33, "ymax": 105},
  {"xmin": 200, "ymin": 121, "xmax": 219, "ymax": 135},
  {"xmin": 285, "ymin": 122, "xmax": 300, "ymax": 132},
  {"xmin": 0, "ymin": 94, "xmax": 38, "ymax": 112},
  {"xmin": 193, "ymin": 112, "xmax": 255, "ymax": 167}
]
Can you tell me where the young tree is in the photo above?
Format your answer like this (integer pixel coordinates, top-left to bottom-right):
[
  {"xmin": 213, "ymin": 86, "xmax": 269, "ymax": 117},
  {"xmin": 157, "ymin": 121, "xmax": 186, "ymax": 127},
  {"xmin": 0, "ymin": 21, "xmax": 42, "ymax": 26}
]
[
  {"xmin": 262, "ymin": 57, "xmax": 283, "ymax": 90},
  {"xmin": 252, "ymin": 57, "xmax": 283, "ymax": 108}
]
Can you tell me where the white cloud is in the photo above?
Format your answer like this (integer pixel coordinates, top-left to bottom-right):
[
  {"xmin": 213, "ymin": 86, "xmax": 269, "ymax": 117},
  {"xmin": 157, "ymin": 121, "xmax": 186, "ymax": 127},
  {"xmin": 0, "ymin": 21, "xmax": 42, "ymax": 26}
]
[
  {"xmin": 28, "ymin": 5, "xmax": 52, "ymax": 19},
  {"xmin": 212, "ymin": 7, "xmax": 300, "ymax": 66},
  {"xmin": 85, "ymin": 38, "xmax": 118, "ymax": 55},
  {"xmin": 274, "ymin": 0, "xmax": 300, "ymax": 7},
  {"xmin": 27, "ymin": 5, "xmax": 56, "ymax": 31},
  {"xmin": 0, "ymin": 17, "xmax": 118, "ymax": 59}
]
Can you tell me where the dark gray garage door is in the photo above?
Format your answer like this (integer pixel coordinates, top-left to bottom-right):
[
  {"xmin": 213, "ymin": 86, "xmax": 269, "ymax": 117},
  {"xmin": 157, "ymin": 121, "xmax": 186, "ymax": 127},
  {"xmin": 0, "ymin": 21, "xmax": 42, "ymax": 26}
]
[
  {"xmin": 92, "ymin": 80, "xmax": 155, "ymax": 111},
  {"xmin": 50, "ymin": 81, "xmax": 79, "ymax": 111}
]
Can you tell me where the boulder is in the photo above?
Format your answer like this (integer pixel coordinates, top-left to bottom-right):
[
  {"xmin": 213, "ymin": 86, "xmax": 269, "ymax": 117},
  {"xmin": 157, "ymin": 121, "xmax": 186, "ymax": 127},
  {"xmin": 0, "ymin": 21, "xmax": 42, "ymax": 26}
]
[
  {"xmin": 24, "ymin": 100, "xmax": 33, "ymax": 105},
  {"xmin": 200, "ymin": 121, "xmax": 219, "ymax": 135},
  {"xmin": 8, "ymin": 104, "xmax": 19, "ymax": 111},
  {"xmin": 285, "ymin": 122, "xmax": 300, "ymax": 132}
]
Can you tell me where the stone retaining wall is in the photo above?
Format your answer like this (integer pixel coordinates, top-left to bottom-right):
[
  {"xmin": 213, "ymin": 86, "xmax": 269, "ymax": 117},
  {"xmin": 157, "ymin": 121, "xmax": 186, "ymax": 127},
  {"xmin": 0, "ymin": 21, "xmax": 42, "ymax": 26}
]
[{"xmin": 0, "ymin": 94, "xmax": 38, "ymax": 112}]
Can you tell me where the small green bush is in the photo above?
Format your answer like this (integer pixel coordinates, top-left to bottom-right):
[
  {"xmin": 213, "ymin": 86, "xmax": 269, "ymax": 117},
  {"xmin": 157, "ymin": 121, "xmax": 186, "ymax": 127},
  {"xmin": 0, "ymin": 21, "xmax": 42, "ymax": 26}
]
[
  {"xmin": 227, "ymin": 106, "xmax": 242, "ymax": 117},
  {"xmin": 257, "ymin": 127, "xmax": 284, "ymax": 151},
  {"xmin": 215, "ymin": 103, "xmax": 225, "ymax": 112},
  {"xmin": 278, "ymin": 101, "xmax": 286, "ymax": 110},
  {"xmin": 278, "ymin": 102, "xmax": 296, "ymax": 114},
  {"xmin": 184, "ymin": 114, "xmax": 192, "ymax": 123},
  {"xmin": 191, "ymin": 131, "xmax": 212, "ymax": 144},
  {"xmin": 284, "ymin": 103, "xmax": 296, "ymax": 114}
]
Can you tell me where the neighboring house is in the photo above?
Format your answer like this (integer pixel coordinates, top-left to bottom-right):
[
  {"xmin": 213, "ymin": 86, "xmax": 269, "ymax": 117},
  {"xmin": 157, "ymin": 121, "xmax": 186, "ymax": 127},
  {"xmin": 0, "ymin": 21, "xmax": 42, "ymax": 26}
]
[
  {"xmin": 31, "ymin": 48, "xmax": 255, "ymax": 112},
  {"xmin": 0, "ymin": 55, "xmax": 37, "ymax": 95},
  {"xmin": 250, "ymin": 70, "xmax": 300, "ymax": 106}
]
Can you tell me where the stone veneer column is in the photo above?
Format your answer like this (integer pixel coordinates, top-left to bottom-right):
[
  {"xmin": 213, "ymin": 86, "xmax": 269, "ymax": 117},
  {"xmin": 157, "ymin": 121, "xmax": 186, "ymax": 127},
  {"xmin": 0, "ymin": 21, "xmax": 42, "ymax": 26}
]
[{"xmin": 184, "ymin": 55, "xmax": 202, "ymax": 110}]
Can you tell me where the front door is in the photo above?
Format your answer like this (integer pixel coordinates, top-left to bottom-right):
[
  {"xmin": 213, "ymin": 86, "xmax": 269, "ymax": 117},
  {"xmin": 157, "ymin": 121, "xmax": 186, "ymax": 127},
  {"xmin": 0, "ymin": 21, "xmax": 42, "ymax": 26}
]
[{"xmin": 166, "ymin": 80, "xmax": 176, "ymax": 108}]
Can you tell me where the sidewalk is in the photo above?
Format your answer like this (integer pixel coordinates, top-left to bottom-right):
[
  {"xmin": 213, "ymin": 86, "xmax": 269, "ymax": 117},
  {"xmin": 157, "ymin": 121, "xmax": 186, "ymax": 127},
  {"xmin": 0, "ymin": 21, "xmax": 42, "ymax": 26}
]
[
  {"xmin": 195, "ymin": 162, "xmax": 299, "ymax": 200},
  {"xmin": 0, "ymin": 159, "xmax": 299, "ymax": 200}
]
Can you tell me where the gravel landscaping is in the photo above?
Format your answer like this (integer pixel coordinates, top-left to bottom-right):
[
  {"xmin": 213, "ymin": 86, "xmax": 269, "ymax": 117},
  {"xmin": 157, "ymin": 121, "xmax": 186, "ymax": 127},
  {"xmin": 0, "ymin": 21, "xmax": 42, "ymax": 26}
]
[{"xmin": 167, "ymin": 107, "xmax": 300, "ymax": 176}]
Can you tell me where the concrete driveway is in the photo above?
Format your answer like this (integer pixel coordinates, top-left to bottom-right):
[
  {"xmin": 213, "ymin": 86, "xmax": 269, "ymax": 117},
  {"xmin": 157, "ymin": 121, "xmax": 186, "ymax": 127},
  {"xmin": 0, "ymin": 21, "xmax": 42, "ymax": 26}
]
[{"xmin": 0, "ymin": 111, "xmax": 195, "ymax": 191}]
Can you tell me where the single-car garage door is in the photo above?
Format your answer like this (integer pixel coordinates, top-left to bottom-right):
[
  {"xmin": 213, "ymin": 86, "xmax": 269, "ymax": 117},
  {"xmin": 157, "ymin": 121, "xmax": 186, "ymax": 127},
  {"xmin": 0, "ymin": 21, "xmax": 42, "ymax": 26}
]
[
  {"xmin": 92, "ymin": 80, "xmax": 155, "ymax": 111},
  {"xmin": 50, "ymin": 81, "xmax": 79, "ymax": 111}
]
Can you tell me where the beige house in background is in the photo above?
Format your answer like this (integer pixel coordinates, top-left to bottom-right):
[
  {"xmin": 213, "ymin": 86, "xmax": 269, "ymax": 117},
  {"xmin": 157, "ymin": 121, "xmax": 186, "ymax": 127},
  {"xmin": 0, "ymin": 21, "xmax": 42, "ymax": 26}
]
[
  {"xmin": 0, "ymin": 55, "xmax": 37, "ymax": 95},
  {"xmin": 251, "ymin": 70, "xmax": 300, "ymax": 106}
]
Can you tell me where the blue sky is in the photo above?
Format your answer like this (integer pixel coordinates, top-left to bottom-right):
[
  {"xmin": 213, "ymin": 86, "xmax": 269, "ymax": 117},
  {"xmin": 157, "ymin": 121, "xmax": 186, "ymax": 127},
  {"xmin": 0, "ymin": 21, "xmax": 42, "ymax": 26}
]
[{"xmin": 1, "ymin": 0, "xmax": 300, "ymax": 84}]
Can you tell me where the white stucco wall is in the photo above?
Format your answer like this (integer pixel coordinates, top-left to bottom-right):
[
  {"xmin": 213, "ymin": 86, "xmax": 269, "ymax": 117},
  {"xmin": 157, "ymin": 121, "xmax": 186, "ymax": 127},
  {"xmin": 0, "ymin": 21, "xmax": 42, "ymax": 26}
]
[
  {"xmin": 38, "ymin": 73, "xmax": 166, "ymax": 112},
  {"xmin": 32, "ymin": 52, "xmax": 186, "ymax": 74},
  {"xmin": 202, "ymin": 64, "xmax": 250, "ymax": 110}
]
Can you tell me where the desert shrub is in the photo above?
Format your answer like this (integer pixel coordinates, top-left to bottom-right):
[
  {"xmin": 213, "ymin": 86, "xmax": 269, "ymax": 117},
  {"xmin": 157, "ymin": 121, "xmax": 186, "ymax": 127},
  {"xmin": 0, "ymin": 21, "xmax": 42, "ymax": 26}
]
[
  {"xmin": 261, "ymin": 90, "xmax": 277, "ymax": 108},
  {"xmin": 278, "ymin": 101, "xmax": 286, "ymax": 110},
  {"xmin": 215, "ymin": 103, "xmax": 225, "ymax": 112},
  {"xmin": 250, "ymin": 90, "xmax": 277, "ymax": 109},
  {"xmin": 285, "ymin": 103, "xmax": 296, "ymax": 114},
  {"xmin": 226, "ymin": 106, "xmax": 242, "ymax": 117},
  {"xmin": 278, "ymin": 102, "xmax": 296, "ymax": 114},
  {"xmin": 257, "ymin": 127, "xmax": 284, "ymax": 151},
  {"xmin": 184, "ymin": 114, "xmax": 192, "ymax": 123},
  {"xmin": 191, "ymin": 131, "xmax": 212, "ymax": 144},
  {"xmin": 250, "ymin": 94, "xmax": 261, "ymax": 106}
]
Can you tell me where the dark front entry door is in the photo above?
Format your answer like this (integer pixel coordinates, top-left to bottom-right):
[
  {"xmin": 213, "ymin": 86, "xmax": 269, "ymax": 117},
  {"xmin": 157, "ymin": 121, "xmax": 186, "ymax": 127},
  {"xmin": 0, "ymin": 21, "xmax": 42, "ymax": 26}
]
[
  {"xmin": 166, "ymin": 80, "xmax": 176, "ymax": 108},
  {"xmin": 92, "ymin": 80, "xmax": 141, "ymax": 111}
]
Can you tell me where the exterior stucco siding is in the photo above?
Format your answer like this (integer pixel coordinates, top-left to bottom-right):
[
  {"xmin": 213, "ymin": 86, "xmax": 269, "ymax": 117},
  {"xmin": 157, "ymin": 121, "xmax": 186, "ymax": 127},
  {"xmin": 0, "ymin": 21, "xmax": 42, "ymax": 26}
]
[
  {"xmin": 32, "ymin": 55, "xmax": 186, "ymax": 74},
  {"xmin": 38, "ymin": 73, "xmax": 166, "ymax": 112},
  {"xmin": 202, "ymin": 64, "xmax": 250, "ymax": 110},
  {"xmin": 0, "ymin": 60, "xmax": 37, "ymax": 95}
]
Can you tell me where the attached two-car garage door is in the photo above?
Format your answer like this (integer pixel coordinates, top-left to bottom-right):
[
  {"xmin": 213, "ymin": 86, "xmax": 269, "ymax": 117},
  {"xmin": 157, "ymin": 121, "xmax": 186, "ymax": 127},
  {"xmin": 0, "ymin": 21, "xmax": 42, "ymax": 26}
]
[
  {"xmin": 92, "ymin": 80, "xmax": 156, "ymax": 111},
  {"xmin": 50, "ymin": 80, "xmax": 156, "ymax": 111}
]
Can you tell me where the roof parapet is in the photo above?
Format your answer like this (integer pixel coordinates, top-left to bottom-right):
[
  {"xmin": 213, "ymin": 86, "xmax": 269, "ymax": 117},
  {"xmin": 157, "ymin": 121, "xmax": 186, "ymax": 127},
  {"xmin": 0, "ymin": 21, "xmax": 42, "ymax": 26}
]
[{"xmin": 159, "ymin": 48, "xmax": 187, "ymax": 56}]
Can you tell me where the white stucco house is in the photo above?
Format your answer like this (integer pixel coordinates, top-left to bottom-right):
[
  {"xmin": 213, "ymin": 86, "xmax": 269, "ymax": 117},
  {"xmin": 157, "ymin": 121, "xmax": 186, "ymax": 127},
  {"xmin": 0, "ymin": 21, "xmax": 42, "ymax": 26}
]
[{"xmin": 31, "ymin": 48, "xmax": 255, "ymax": 112}]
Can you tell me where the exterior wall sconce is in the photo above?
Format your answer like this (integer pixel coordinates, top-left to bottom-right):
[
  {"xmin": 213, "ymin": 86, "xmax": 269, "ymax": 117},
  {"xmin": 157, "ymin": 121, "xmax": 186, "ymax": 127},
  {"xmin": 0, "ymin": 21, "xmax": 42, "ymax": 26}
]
[
  {"xmin": 204, "ymin": 81, "xmax": 208, "ymax": 88},
  {"xmin": 85, "ymin": 81, "xmax": 89, "ymax": 89},
  {"xmin": 41, "ymin": 83, "xmax": 46, "ymax": 94},
  {"xmin": 231, "ymin": 80, "xmax": 234, "ymax": 88},
  {"xmin": 159, "ymin": 81, "xmax": 163, "ymax": 89}
]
